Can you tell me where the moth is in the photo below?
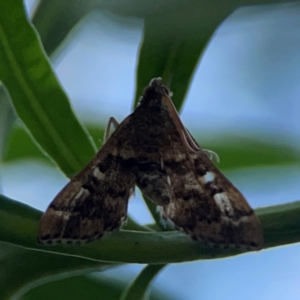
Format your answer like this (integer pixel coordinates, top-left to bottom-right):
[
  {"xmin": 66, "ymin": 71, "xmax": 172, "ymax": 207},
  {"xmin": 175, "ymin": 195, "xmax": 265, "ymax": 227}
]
[{"xmin": 38, "ymin": 77, "xmax": 264, "ymax": 249}]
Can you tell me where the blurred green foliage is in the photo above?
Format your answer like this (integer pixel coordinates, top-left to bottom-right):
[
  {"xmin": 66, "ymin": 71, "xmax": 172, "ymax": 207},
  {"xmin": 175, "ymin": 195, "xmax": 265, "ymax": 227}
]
[
  {"xmin": 0, "ymin": 0, "xmax": 299, "ymax": 299},
  {"xmin": 4, "ymin": 124, "xmax": 298, "ymax": 170}
]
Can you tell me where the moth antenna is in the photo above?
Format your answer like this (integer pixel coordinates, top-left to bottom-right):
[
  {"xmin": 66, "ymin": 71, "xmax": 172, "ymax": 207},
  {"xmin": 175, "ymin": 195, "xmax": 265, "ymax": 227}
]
[{"xmin": 203, "ymin": 149, "xmax": 220, "ymax": 163}]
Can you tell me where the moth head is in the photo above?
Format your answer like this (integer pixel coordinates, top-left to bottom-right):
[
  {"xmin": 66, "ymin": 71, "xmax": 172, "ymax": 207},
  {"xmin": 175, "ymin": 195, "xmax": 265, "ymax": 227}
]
[{"xmin": 141, "ymin": 77, "xmax": 173, "ymax": 107}]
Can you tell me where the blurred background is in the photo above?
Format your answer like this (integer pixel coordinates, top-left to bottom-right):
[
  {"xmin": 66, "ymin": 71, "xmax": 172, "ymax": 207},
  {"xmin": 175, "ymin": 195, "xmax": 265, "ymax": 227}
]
[{"xmin": 2, "ymin": 0, "xmax": 300, "ymax": 299}]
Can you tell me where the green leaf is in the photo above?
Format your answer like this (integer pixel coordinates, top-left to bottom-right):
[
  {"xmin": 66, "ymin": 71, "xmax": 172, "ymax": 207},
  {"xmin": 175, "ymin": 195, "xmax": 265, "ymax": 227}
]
[
  {"xmin": 0, "ymin": 0, "xmax": 96, "ymax": 177},
  {"xmin": 0, "ymin": 85, "xmax": 15, "ymax": 161},
  {"xmin": 133, "ymin": 1, "xmax": 236, "ymax": 111},
  {"xmin": 120, "ymin": 265, "xmax": 165, "ymax": 300},
  {"xmin": 3, "ymin": 124, "xmax": 106, "ymax": 164},
  {"xmin": 135, "ymin": 22, "xmax": 201, "ymax": 111},
  {"xmin": 0, "ymin": 0, "xmax": 92, "ymax": 166},
  {"xmin": 202, "ymin": 136, "xmax": 299, "ymax": 171},
  {"xmin": 1, "ymin": 194, "xmax": 300, "ymax": 264},
  {"xmin": 97, "ymin": 0, "xmax": 236, "ymax": 20},
  {"xmin": 32, "ymin": 0, "xmax": 93, "ymax": 57},
  {"xmin": 22, "ymin": 275, "xmax": 126, "ymax": 300},
  {"xmin": 4, "ymin": 125, "xmax": 298, "ymax": 170},
  {"xmin": 22, "ymin": 274, "xmax": 175, "ymax": 300},
  {"xmin": 0, "ymin": 242, "xmax": 110, "ymax": 300}
]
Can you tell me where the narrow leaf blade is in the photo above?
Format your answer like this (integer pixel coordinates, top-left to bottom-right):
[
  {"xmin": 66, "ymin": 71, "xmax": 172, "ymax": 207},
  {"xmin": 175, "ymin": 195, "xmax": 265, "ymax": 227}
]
[
  {"xmin": 1, "ymin": 194, "xmax": 299, "ymax": 264},
  {"xmin": 120, "ymin": 265, "xmax": 165, "ymax": 300},
  {"xmin": 0, "ymin": 1, "xmax": 96, "ymax": 176}
]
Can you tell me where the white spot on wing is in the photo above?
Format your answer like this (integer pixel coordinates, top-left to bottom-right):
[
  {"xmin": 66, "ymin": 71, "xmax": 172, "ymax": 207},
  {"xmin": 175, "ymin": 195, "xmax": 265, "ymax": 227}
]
[
  {"xmin": 63, "ymin": 212, "xmax": 72, "ymax": 221},
  {"xmin": 54, "ymin": 210, "xmax": 71, "ymax": 221},
  {"xmin": 214, "ymin": 192, "xmax": 233, "ymax": 215},
  {"xmin": 167, "ymin": 176, "xmax": 171, "ymax": 186},
  {"xmin": 93, "ymin": 167, "xmax": 105, "ymax": 180},
  {"xmin": 54, "ymin": 211, "xmax": 64, "ymax": 217},
  {"xmin": 204, "ymin": 172, "xmax": 214, "ymax": 182},
  {"xmin": 199, "ymin": 171, "xmax": 215, "ymax": 184},
  {"xmin": 74, "ymin": 188, "xmax": 89, "ymax": 200},
  {"xmin": 74, "ymin": 188, "xmax": 84, "ymax": 200}
]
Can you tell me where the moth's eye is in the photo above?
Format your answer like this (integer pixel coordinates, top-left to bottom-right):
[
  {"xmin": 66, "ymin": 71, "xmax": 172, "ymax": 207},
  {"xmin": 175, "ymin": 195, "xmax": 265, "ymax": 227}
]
[
  {"xmin": 143, "ymin": 85, "xmax": 155, "ymax": 98},
  {"xmin": 143, "ymin": 78, "xmax": 171, "ymax": 100}
]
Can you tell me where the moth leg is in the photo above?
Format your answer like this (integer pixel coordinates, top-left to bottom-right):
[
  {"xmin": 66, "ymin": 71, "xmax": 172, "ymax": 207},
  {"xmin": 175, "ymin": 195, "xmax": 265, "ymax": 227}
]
[
  {"xmin": 183, "ymin": 127, "xmax": 220, "ymax": 162},
  {"xmin": 104, "ymin": 117, "xmax": 120, "ymax": 142},
  {"xmin": 203, "ymin": 149, "xmax": 220, "ymax": 163}
]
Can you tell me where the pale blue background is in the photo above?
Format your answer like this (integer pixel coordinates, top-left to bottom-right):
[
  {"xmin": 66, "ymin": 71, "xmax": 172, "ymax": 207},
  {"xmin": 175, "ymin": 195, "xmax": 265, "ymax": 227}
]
[{"xmin": 2, "ymin": 1, "xmax": 300, "ymax": 299}]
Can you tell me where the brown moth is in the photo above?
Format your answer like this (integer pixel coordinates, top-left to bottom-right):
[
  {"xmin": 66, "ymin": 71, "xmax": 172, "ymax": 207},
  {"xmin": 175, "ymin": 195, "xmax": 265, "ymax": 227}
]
[{"xmin": 38, "ymin": 78, "xmax": 264, "ymax": 249}]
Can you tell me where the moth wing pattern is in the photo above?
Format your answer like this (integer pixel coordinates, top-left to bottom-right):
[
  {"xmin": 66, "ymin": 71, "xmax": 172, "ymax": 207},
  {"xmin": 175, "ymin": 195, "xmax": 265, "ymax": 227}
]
[
  {"xmin": 161, "ymin": 147, "xmax": 264, "ymax": 249},
  {"xmin": 38, "ymin": 116, "xmax": 136, "ymax": 244},
  {"xmin": 136, "ymin": 78, "xmax": 264, "ymax": 250},
  {"xmin": 38, "ymin": 77, "xmax": 264, "ymax": 250}
]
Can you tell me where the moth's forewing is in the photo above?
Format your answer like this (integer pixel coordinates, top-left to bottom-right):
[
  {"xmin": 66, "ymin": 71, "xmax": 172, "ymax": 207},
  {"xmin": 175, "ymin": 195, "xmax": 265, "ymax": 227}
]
[
  {"xmin": 135, "ymin": 79, "xmax": 264, "ymax": 250},
  {"xmin": 161, "ymin": 148, "xmax": 264, "ymax": 249},
  {"xmin": 38, "ymin": 116, "xmax": 136, "ymax": 244}
]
